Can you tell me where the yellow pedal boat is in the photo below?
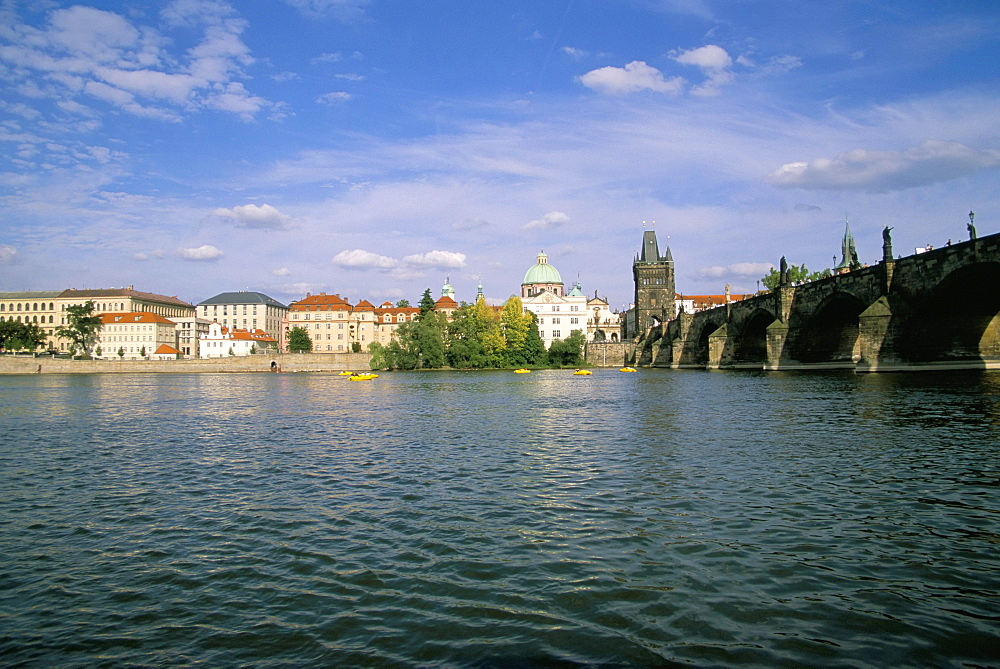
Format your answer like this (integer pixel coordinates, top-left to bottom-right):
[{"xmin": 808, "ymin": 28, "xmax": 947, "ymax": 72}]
[
  {"xmin": 573, "ymin": 369, "xmax": 593, "ymax": 375},
  {"xmin": 348, "ymin": 373, "xmax": 378, "ymax": 381},
  {"xmin": 619, "ymin": 367, "xmax": 638, "ymax": 373},
  {"xmin": 514, "ymin": 368, "xmax": 531, "ymax": 374}
]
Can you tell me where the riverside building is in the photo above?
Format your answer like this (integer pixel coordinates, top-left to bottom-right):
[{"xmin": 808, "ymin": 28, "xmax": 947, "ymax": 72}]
[{"xmin": 519, "ymin": 251, "xmax": 621, "ymax": 348}]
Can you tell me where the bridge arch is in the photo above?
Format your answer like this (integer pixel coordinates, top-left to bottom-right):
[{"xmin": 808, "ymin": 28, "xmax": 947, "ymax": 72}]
[
  {"xmin": 688, "ymin": 316, "xmax": 725, "ymax": 365},
  {"xmin": 792, "ymin": 291, "xmax": 866, "ymax": 364},
  {"xmin": 732, "ymin": 309, "xmax": 774, "ymax": 363},
  {"xmin": 897, "ymin": 261, "xmax": 1000, "ymax": 362}
]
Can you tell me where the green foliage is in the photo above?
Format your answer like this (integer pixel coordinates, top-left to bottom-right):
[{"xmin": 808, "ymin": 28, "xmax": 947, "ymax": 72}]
[
  {"xmin": 368, "ymin": 341, "xmax": 389, "ymax": 370},
  {"xmin": 499, "ymin": 296, "xmax": 546, "ymax": 366},
  {"xmin": 395, "ymin": 299, "xmax": 411, "ymax": 308},
  {"xmin": 117, "ymin": 347, "xmax": 124, "ymax": 359},
  {"xmin": 0, "ymin": 320, "xmax": 46, "ymax": 351},
  {"xmin": 55, "ymin": 301, "xmax": 102, "ymax": 356},
  {"xmin": 287, "ymin": 326, "xmax": 313, "ymax": 352},
  {"xmin": 140, "ymin": 346, "xmax": 147, "ymax": 357},
  {"xmin": 95, "ymin": 346, "xmax": 102, "ymax": 357},
  {"xmin": 447, "ymin": 298, "xmax": 505, "ymax": 368},
  {"xmin": 417, "ymin": 288, "xmax": 436, "ymax": 318},
  {"xmin": 547, "ymin": 330, "xmax": 586, "ymax": 367},
  {"xmin": 760, "ymin": 264, "xmax": 830, "ymax": 290},
  {"xmin": 351, "ymin": 342, "xmax": 362, "ymax": 353},
  {"xmin": 250, "ymin": 344, "xmax": 257, "ymax": 355}
]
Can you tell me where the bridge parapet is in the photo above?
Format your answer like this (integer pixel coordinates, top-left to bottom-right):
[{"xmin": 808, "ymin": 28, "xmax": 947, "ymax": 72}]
[{"xmin": 642, "ymin": 231, "xmax": 1000, "ymax": 372}]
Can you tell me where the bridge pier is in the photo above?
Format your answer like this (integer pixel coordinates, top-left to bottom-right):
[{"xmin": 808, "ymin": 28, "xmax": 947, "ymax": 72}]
[{"xmin": 764, "ymin": 319, "xmax": 790, "ymax": 370}]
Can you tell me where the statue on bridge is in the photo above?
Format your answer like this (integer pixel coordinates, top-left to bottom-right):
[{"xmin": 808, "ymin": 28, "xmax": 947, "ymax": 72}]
[
  {"xmin": 968, "ymin": 211, "xmax": 977, "ymax": 240},
  {"xmin": 779, "ymin": 256, "xmax": 789, "ymax": 286},
  {"xmin": 882, "ymin": 225, "xmax": 893, "ymax": 261}
]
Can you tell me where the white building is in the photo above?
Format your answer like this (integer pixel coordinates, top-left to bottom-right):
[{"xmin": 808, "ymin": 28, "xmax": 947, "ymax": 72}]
[
  {"xmin": 520, "ymin": 251, "xmax": 620, "ymax": 347},
  {"xmin": 199, "ymin": 323, "xmax": 277, "ymax": 358},
  {"xmin": 197, "ymin": 291, "xmax": 288, "ymax": 343}
]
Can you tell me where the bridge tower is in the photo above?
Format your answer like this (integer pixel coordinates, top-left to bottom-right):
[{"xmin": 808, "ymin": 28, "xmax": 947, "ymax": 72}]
[{"xmin": 633, "ymin": 227, "xmax": 675, "ymax": 334}]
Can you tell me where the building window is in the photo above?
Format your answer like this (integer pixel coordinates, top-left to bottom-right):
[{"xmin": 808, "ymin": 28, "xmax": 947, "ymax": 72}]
[
  {"xmin": 552, "ymin": 318, "xmax": 560, "ymax": 324},
  {"xmin": 552, "ymin": 330, "xmax": 561, "ymax": 338},
  {"xmin": 570, "ymin": 318, "xmax": 578, "ymax": 324}
]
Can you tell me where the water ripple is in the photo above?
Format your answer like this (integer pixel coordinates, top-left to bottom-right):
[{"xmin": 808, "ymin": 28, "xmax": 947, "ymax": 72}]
[{"xmin": 1, "ymin": 370, "xmax": 998, "ymax": 666}]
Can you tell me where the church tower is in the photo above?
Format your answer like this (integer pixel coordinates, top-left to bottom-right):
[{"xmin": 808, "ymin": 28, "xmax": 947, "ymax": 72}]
[{"xmin": 632, "ymin": 227, "xmax": 675, "ymax": 332}]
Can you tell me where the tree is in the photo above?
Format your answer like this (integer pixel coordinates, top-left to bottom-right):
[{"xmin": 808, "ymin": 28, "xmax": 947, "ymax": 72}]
[
  {"xmin": 417, "ymin": 288, "xmax": 436, "ymax": 318},
  {"xmin": 0, "ymin": 320, "xmax": 46, "ymax": 352},
  {"xmin": 55, "ymin": 301, "xmax": 102, "ymax": 357},
  {"xmin": 287, "ymin": 326, "xmax": 312, "ymax": 352},
  {"xmin": 368, "ymin": 341, "xmax": 390, "ymax": 370},
  {"xmin": 117, "ymin": 347, "xmax": 124, "ymax": 360},
  {"xmin": 140, "ymin": 346, "xmax": 147, "ymax": 358},
  {"xmin": 249, "ymin": 344, "xmax": 257, "ymax": 355},
  {"xmin": 500, "ymin": 296, "xmax": 546, "ymax": 367},
  {"xmin": 351, "ymin": 342, "xmax": 362, "ymax": 353},
  {"xmin": 548, "ymin": 329, "xmax": 586, "ymax": 367},
  {"xmin": 446, "ymin": 297, "xmax": 505, "ymax": 368},
  {"xmin": 521, "ymin": 311, "xmax": 547, "ymax": 365},
  {"xmin": 95, "ymin": 346, "xmax": 102, "ymax": 357},
  {"xmin": 760, "ymin": 264, "xmax": 829, "ymax": 290},
  {"xmin": 395, "ymin": 299, "xmax": 411, "ymax": 308}
]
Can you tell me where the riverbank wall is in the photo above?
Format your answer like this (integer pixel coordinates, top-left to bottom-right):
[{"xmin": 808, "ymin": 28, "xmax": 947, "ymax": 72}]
[{"xmin": 0, "ymin": 352, "xmax": 370, "ymax": 374}]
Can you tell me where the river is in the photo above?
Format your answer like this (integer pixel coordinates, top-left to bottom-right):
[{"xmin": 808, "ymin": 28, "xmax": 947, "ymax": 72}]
[{"xmin": 1, "ymin": 369, "xmax": 998, "ymax": 667}]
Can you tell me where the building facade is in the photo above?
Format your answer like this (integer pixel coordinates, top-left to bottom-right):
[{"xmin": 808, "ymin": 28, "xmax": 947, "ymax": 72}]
[
  {"xmin": 519, "ymin": 253, "xmax": 620, "ymax": 348},
  {"xmin": 94, "ymin": 312, "xmax": 180, "ymax": 359},
  {"xmin": 196, "ymin": 291, "xmax": 288, "ymax": 343},
  {"xmin": 0, "ymin": 291, "xmax": 63, "ymax": 350},
  {"xmin": 199, "ymin": 323, "xmax": 278, "ymax": 357},
  {"xmin": 284, "ymin": 293, "xmax": 379, "ymax": 352}
]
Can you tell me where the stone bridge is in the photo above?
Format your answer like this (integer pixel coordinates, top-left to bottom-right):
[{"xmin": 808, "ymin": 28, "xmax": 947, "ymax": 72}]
[{"xmin": 637, "ymin": 231, "xmax": 1000, "ymax": 372}]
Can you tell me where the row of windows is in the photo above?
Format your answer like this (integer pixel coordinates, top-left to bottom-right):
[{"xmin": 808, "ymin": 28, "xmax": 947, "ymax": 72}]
[
  {"xmin": 0, "ymin": 315, "xmax": 54, "ymax": 324},
  {"xmin": 202, "ymin": 305, "xmax": 273, "ymax": 316},
  {"xmin": 0, "ymin": 302, "xmax": 55, "ymax": 312},
  {"xmin": 313, "ymin": 333, "xmax": 365, "ymax": 341},
  {"xmin": 536, "ymin": 317, "xmax": 581, "ymax": 325}
]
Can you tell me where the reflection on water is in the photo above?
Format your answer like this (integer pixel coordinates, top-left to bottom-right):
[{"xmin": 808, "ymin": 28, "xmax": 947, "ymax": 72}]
[{"xmin": 1, "ymin": 370, "xmax": 998, "ymax": 667}]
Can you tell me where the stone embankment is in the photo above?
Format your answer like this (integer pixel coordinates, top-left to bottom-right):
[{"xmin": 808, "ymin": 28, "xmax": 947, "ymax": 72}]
[{"xmin": 0, "ymin": 352, "xmax": 370, "ymax": 374}]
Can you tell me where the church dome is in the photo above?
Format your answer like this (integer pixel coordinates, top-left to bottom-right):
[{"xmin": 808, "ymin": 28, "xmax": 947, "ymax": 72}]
[{"xmin": 522, "ymin": 251, "xmax": 562, "ymax": 285}]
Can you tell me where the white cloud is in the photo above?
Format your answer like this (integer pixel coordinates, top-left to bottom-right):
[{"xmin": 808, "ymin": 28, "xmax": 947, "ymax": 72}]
[
  {"xmin": 317, "ymin": 91, "xmax": 352, "ymax": 104},
  {"xmin": 272, "ymin": 267, "xmax": 291, "ymax": 276},
  {"xmin": 523, "ymin": 210, "xmax": 570, "ymax": 230},
  {"xmin": 274, "ymin": 282, "xmax": 326, "ymax": 296},
  {"xmin": 578, "ymin": 61, "xmax": 684, "ymax": 96},
  {"xmin": 766, "ymin": 140, "xmax": 1000, "ymax": 192},
  {"xmin": 401, "ymin": 250, "xmax": 467, "ymax": 269},
  {"xmin": 696, "ymin": 262, "xmax": 772, "ymax": 279},
  {"xmin": 179, "ymin": 244, "xmax": 223, "ymax": 261},
  {"xmin": 673, "ymin": 44, "xmax": 731, "ymax": 71},
  {"xmin": 212, "ymin": 203, "xmax": 293, "ymax": 230},
  {"xmin": 562, "ymin": 46, "xmax": 586, "ymax": 60},
  {"xmin": 332, "ymin": 249, "xmax": 398, "ymax": 269},
  {"xmin": 671, "ymin": 45, "xmax": 733, "ymax": 96},
  {"xmin": 760, "ymin": 54, "xmax": 803, "ymax": 75},
  {"xmin": 0, "ymin": 2, "xmax": 272, "ymax": 122},
  {"xmin": 0, "ymin": 245, "xmax": 17, "ymax": 262}
]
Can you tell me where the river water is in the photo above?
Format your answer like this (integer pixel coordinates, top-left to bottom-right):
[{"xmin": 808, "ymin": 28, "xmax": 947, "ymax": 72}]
[{"xmin": 1, "ymin": 370, "xmax": 998, "ymax": 667}]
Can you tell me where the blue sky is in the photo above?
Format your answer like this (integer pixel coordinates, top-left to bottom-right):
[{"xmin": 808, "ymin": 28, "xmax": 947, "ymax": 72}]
[{"xmin": 1, "ymin": 0, "xmax": 998, "ymax": 310}]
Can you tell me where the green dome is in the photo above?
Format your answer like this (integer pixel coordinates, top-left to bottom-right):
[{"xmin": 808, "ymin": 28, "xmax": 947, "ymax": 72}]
[{"xmin": 522, "ymin": 252, "xmax": 562, "ymax": 285}]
